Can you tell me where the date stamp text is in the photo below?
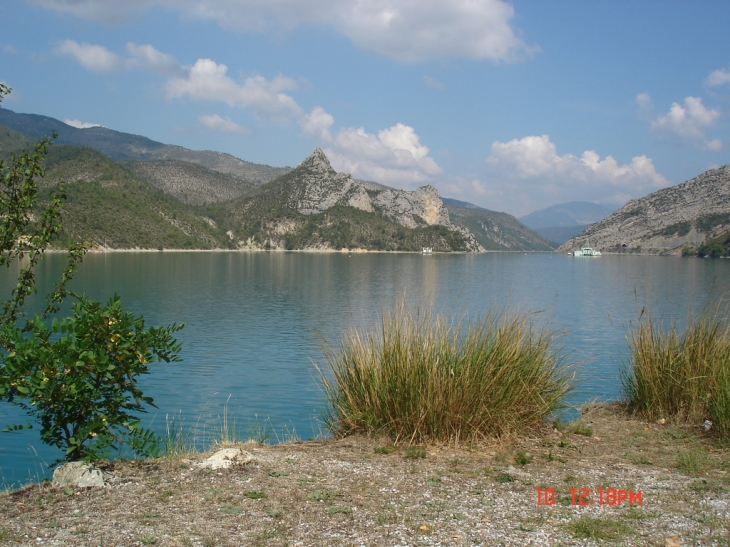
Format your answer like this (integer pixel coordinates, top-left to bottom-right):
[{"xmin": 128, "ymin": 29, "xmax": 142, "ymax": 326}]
[{"xmin": 536, "ymin": 487, "xmax": 642, "ymax": 507}]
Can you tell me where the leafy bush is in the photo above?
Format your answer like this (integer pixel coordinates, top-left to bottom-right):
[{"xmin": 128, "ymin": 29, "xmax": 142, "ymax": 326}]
[
  {"xmin": 0, "ymin": 85, "xmax": 184, "ymax": 463},
  {"xmin": 1, "ymin": 294, "xmax": 183, "ymax": 462},
  {"xmin": 319, "ymin": 304, "xmax": 574, "ymax": 444}
]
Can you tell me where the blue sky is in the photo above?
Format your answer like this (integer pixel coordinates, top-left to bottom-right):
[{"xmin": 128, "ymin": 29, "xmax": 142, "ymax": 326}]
[{"xmin": 2, "ymin": 1, "xmax": 729, "ymax": 216}]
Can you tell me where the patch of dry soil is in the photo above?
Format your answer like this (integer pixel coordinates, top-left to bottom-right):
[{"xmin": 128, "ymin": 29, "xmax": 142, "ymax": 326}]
[{"xmin": 2, "ymin": 405, "xmax": 729, "ymax": 546}]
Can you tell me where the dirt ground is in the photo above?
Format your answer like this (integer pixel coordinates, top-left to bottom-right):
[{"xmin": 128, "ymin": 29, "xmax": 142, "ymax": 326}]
[{"xmin": 1, "ymin": 404, "xmax": 729, "ymax": 547}]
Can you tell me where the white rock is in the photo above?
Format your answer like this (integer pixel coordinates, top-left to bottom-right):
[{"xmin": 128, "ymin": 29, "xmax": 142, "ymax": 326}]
[
  {"xmin": 52, "ymin": 462, "xmax": 105, "ymax": 488},
  {"xmin": 197, "ymin": 448, "xmax": 254, "ymax": 470}
]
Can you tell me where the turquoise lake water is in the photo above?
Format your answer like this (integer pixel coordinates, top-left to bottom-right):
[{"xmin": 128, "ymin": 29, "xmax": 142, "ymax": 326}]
[{"xmin": 1, "ymin": 251, "xmax": 728, "ymax": 487}]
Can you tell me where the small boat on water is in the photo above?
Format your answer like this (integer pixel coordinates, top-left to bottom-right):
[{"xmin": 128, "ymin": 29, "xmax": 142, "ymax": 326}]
[
  {"xmin": 572, "ymin": 243, "xmax": 601, "ymax": 257},
  {"xmin": 422, "ymin": 247, "xmax": 433, "ymax": 255}
]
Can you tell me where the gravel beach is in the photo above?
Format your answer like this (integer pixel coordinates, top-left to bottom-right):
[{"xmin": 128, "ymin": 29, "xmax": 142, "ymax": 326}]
[{"xmin": 2, "ymin": 405, "xmax": 729, "ymax": 546}]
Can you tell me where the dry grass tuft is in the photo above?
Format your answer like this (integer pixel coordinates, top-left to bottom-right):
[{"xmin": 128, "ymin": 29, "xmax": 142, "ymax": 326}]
[
  {"xmin": 319, "ymin": 304, "xmax": 574, "ymax": 444},
  {"xmin": 622, "ymin": 307, "xmax": 730, "ymax": 438}
]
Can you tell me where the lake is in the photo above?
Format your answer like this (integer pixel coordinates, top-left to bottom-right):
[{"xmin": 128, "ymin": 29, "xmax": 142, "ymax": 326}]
[{"xmin": 1, "ymin": 251, "xmax": 728, "ymax": 487}]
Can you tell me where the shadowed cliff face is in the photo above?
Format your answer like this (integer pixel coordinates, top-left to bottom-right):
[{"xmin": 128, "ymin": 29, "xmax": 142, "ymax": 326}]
[{"xmin": 558, "ymin": 164, "xmax": 730, "ymax": 255}]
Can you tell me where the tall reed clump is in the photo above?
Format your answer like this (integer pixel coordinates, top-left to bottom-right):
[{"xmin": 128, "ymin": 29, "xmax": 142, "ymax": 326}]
[
  {"xmin": 319, "ymin": 305, "xmax": 574, "ymax": 444},
  {"xmin": 622, "ymin": 309, "xmax": 730, "ymax": 438}
]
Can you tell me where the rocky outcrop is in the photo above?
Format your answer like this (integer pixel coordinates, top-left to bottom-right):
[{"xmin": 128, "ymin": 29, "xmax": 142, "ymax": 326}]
[
  {"xmin": 196, "ymin": 448, "xmax": 255, "ymax": 470},
  {"xmin": 558, "ymin": 164, "xmax": 730, "ymax": 254},
  {"xmin": 371, "ymin": 185, "xmax": 449, "ymax": 228},
  {"xmin": 222, "ymin": 149, "xmax": 483, "ymax": 252},
  {"xmin": 283, "ymin": 149, "xmax": 374, "ymax": 214},
  {"xmin": 288, "ymin": 150, "xmax": 480, "ymax": 247},
  {"xmin": 52, "ymin": 462, "xmax": 105, "ymax": 488}
]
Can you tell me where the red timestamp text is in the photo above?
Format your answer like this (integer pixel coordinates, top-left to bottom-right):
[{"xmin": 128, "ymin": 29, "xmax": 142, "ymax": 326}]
[{"xmin": 536, "ymin": 487, "xmax": 642, "ymax": 507}]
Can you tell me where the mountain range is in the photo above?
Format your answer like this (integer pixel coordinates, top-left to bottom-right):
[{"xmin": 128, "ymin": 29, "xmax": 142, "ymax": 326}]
[
  {"xmin": 0, "ymin": 108, "xmax": 554, "ymax": 252},
  {"xmin": 519, "ymin": 202, "xmax": 616, "ymax": 244},
  {"xmin": 6, "ymin": 106, "xmax": 728, "ymax": 256}
]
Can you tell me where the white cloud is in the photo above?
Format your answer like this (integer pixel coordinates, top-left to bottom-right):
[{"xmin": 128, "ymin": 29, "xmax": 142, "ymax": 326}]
[
  {"xmin": 54, "ymin": 39, "xmax": 124, "ymax": 72},
  {"xmin": 635, "ymin": 92, "xmax": 652, "ymax": 111},
  {"xmin": 198, "ymin": 114, "xmax": 249, "ymax": 133},
  {"xmin": 64, "ymin": 118, "xmax": 101, "ymax": 128},
  {"xmin": 486, "ymin": 134, "xmax": 669, "ymax": 211},
  {"xmin": 637, "ymin": 93, "xmax": 722, "ymax": 151},
  {"xmin": 28, "ymin": 0, "xmax": 158, "ymax": 24},
  {"xmin": 706, "ymin": 68, "xmax": 730, "ymax": 87},
  {"xmin": 32, "ymin": 0, "xmax": 536, "ymax": 63},
  {"xmin": 125, "ymin": 43, "xmax": 185, "ymax": 76},
  {"xmin": 165, "ymin": 59, "xmax": 303, "ymax": 123},
  {"xmin": 335, "ymin": 0, "xmax": 537, "ymax": 63},
  {"xmin": 300, "ymin": 106, "xmax": 334, "ymax": 142},
  {"xmin": 326, "ymin": 123, "xmax": 442, "ymax": 186},
  {"xmin": 54, "ymin": 40, "xmax": 185, "ymax": 76},
  {"xmin": 53, "ymin": 40, "xmax": 324, "ymax": 128},
  {"xmin": 422, "ymin": 75, "xmax": 445, "ymax": 89}
]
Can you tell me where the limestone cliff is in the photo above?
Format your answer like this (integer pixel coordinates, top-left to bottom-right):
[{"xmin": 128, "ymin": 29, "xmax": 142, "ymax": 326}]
[
  {"xmin": 282, "ymin": 148, "xmax": 375, "ymax": 214},
  {"xmin": 224, "ymin": 149, "xmax": 483, "ymax": 252},
  {"xmin": 558, "ymin": 164, "xmax": 730, "ymax": 254}
]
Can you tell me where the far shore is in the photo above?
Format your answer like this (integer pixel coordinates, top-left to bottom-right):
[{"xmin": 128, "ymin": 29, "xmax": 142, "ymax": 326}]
[{"xmin": 43, "ymin": 247, "xmax": 677, "ymax": 255}]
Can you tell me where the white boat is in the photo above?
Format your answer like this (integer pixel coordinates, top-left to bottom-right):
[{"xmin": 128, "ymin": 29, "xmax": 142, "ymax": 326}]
[
  {"xmin": 422, "ymin": 247, "xmax": 433, "ymax": 255},
  {"xmin": 573, "ymin": 243, "xmax": 601, "ymax": 257}
]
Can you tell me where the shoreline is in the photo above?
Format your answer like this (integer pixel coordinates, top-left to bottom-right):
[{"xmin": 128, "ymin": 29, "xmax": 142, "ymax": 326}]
[
  {"xmin": 54, "ymin": 247, "xmax": 548, "ymax": 254},
  {"xmin": 45, "ymin": 247, "xmax": 677, "ymax": 255},
  {"xmin": 2, "ymin": 404, "xmax": 728, "ymax": 546}
]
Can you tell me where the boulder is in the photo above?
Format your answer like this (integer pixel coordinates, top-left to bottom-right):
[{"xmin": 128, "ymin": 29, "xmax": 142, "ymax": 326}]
[
  {"xmin": 52, "ymin": 462, "xmax": 105, "ymax": 488},
  {"xmin": 197, "ymin": 448, "xmax": 254, "ymax": 470}
]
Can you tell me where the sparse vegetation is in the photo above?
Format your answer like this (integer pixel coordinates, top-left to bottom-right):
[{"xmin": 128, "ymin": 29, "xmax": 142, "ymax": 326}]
[
  {"xmin": 570, "ymin": 422, "xmax": 594, "ymax": 437},
  {"xmin": 565, "ymin": 516, "xmax": 631, "ymax": 541},
  {"xmin": 404, "ymin": 446, "xmax": 427, "ymax": 459},
  {"xmin": 662, "ymin": 221, "xmax": 691, "ymax": 237},
  {"xmin": 320, "ymin": 303, "xmax": 573, "ymax": 444}
]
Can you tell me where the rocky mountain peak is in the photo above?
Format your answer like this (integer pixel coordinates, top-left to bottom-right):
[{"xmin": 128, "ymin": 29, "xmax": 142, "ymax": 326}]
[{"xmin": 297, "ymin": 148, "xmax": 335, "ymax": 177}]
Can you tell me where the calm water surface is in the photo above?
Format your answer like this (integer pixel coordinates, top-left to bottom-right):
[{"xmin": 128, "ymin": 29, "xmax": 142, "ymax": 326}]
[{"xmin": 1, "ymin": 252, "xmax": 728, "ymax": 486}]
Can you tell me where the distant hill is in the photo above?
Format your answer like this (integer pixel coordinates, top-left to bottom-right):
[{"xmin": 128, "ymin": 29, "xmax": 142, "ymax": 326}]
[
  {"xmin": 520, "ymin": 201, "xmax": 616, "ymax": 228},
  {"xmin": 558, "ymin": 165, "xmax": 730, "ymax": 255},
  {"xmin": 441, "ymin": 199, "xmax": 555, "ymax": 251},
  {"xmin": 126, "ymin": 160, "xmax": 260, "ymax": 206},
  {"xmin": 0, "ymin": 108, "xmax": 290, "ymax": 183},
  {"xmin": 519, "ymin": 201, "xmax": 615, "ymax": 244},
  {"xmin": 0, "ymin": 124, "xmax": 36, "ymax": 153},
  {"xmin": 36, "ymin": 146, "xmax": 228, "ymax": 249}
]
